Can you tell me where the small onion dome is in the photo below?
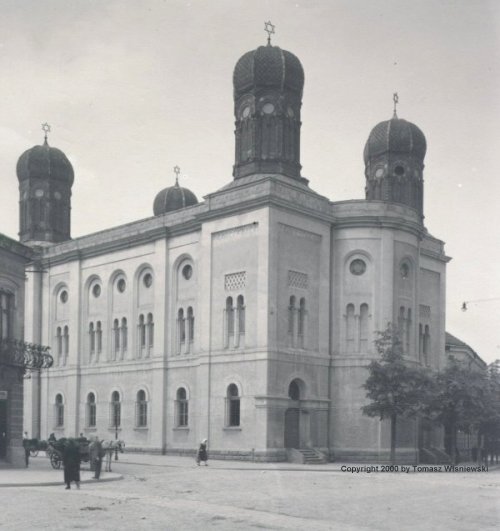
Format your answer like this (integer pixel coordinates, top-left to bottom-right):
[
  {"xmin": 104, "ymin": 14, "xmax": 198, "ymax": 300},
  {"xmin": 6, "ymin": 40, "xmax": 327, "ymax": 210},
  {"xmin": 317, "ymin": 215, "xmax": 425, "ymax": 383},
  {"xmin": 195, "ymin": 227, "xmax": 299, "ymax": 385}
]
[
  {"xmin": 17, "ymin": 140, "xmax": 74, "ymax": 185},
  {"xmin": 233, "ymin": 44, "xmax": 304, "ymax": 99},
  {"xmin": 153, "ymin": 181, "xmax": 198, "ymax": 216},
  {"xmin": 363, "ymin": 117, "xmax": 427, "ymax": 165}
]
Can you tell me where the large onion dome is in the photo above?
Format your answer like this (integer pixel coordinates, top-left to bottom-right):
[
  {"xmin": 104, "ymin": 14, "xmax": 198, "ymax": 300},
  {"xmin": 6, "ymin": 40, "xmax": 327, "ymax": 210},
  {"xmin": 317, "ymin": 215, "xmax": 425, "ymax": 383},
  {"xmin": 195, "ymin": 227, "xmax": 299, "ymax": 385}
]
[
  {"xmin": 17, "ymin": 139, "xmax": 74, "ymax": 184},
  {"xmin": 153, "ymin": 180, "xmax": 198, "ymax": 216},
  {"xmin": 233, "ymin": 44, "xmax": 304, "ymax": 99},
  {"xmin": 363, "ymin": 117, "xmax": 427, "ymax": 165}
]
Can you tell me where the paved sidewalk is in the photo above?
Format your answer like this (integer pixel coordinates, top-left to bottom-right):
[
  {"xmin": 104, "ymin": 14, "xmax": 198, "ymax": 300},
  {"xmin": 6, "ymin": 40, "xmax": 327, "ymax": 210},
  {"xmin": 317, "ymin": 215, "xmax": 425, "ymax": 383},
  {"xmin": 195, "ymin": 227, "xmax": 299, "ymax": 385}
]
[{"xmin": 0, "ymin": 455, "xmax": 122, "ymax": 487}]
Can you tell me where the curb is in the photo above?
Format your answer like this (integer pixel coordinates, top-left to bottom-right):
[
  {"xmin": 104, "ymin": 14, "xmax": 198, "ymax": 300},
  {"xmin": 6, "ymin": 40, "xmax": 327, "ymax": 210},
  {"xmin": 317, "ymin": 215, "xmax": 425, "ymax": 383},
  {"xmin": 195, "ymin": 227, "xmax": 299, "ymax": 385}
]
[{"xmin": 0, "ymin": 474, "xmax": 123, "ymax": 488}]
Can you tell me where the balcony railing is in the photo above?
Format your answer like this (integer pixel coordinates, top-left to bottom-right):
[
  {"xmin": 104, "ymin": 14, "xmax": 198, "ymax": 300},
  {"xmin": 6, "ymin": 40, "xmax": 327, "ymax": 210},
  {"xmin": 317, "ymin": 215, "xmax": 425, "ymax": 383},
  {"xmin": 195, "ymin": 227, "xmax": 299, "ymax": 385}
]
[{"xmin": 0, "ymin": 338, "xmax": 53, "ymax": 376}]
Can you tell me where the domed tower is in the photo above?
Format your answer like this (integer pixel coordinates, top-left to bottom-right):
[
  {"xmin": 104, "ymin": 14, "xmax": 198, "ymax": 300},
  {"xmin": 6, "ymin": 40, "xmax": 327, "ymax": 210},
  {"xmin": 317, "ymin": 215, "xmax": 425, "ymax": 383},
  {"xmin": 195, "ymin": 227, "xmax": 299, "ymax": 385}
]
[
  {"xmin": 153, "ymin": 166, "xmax": 198, "ymax": 216},
  {"xmin": 364, "ymin": 95, "xmax": 427, "ymax": 220},
  {"xmin": 232, "ymin": 23, "xmax": 305, "ymax": 181},
  {"xmin": 17, "ymin": 124, "xmax": 74, "ymax": 245}
]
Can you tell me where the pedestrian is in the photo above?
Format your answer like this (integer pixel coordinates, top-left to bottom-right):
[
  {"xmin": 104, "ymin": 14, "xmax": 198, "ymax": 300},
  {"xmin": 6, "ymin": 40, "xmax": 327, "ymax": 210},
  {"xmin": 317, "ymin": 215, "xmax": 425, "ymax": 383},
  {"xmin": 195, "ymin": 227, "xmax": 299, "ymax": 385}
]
[
  {"xmin": 23, "ymin": 432, "xmax": 30, "ymax": 468},
  {"xmin": 63, "ymin": 439, "xmax": 81, "ymax": 490},
  {"xmin": 89, "ymin": 436, "xmax": 104, "ymax": 479},
  {"xmin": 196, "ymin": 438, "xmax": 208, "ymax": 466}
]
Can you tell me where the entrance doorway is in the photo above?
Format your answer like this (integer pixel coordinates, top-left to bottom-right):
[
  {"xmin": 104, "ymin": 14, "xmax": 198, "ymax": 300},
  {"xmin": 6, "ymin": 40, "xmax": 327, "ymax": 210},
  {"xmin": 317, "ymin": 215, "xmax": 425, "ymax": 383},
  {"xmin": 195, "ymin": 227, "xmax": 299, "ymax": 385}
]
[
  {"xmin": 0, "ymin": 400, "xmax": 7, "ymax": 458},
  {"xmin": 284, "ymin": 408, "xmax": 300, "ymax": 448}
]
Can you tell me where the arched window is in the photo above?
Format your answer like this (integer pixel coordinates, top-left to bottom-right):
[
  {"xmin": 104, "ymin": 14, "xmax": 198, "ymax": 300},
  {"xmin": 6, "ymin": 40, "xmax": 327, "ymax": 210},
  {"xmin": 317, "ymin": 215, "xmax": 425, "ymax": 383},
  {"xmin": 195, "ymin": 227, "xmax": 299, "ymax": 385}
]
[
  {"xmin": 176, "ymin": 387, "xmax": 189, "ymax": 427},
  {"xmin": 187, "ymin": 307, "xmax": 194, "ymax": 343},
  {"xmin": 110, "ymin": 391, "xmax": 121, "ymax": 428},
  {"xmin": 298, "ymin": 298, "xmax": 306, "ymax": 348},
  {"xmin": 56, "ymin": 326, "xmax": 62, "ymax": 361},
  {"xmin": 89, "ymin": 322, "xmax": 95, "ymax": 355},
  {"xmin": 406, "ymin": 308, "xmax": 412, "ymax": 354},
  {"xmin": 346, "ymin": 304, "xmax": 355, "ymax": 353},
  {"xmin": 288, "ymin": 380, "xmax": 300, "ymax": 401},
  {"xmin": 177, "ymin": 308, "xmax": 185, "ymax": 354},
  {"xmin": 136, "ymin": 390, "xmax": 148, "ymax": 428},
  {"xmin": 237, "ymin": 295, "xmax": 245, "ymax": 335},
  {"xmin": 96, "ymin": 321, "xmax": 102, "ymax": 355},
  {"xmin": 63, "ymin": 325, "xmax": 69, "ymax": 359},
  {"xmin": 121, "ymin": 317, "xmax": 128, "ymax": 353},
  {"xmin": 226, "ymin": 384, "xmax": 240, "ymax": 427},
  {"xmin": 138, "ymin": 314, "xmax": 146, "ymax": 354},
  {"xmin": 0, "ymin": 290, "xmax": 13, "ymax": 340},
  {"xmin": 423, "ymin": 325, "xmax": 430, "ymax": 366},
  {"xmin": 113, "ymin": 319, "xmax": 120, "ymax": 357},
  {"xmin": 55, "ymin": 394, "xmax": 64, "ymax": 427},
  {"xmin": 147, "ymin": 313, "xmax": 154, "ymax": 349},
  {"xmin": 398, "ymin": 307, "xmax": 406, "ymax": 352},
  {"xmin": 360, "ymin": 303, "xmax": 369, "ymax": 352},
  {"xmin": 224, "ymin": 297, "xmax": 234, "ymax": 348},
  {"xmin": 87, "ymin": 392, "xmax": 96, "ymax": 428},
  {"xmin": 288, "ymin": 296, "xmax": 296, "ymax": 342}
]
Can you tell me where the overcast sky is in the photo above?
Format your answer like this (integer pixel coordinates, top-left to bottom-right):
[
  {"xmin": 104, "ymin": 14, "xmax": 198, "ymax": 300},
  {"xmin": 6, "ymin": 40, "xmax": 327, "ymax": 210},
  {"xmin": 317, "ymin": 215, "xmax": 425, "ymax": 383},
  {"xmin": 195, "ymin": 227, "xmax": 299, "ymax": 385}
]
[{"xmin": 1, "ymin": 0, "xmax": 499, "ymax": 363}]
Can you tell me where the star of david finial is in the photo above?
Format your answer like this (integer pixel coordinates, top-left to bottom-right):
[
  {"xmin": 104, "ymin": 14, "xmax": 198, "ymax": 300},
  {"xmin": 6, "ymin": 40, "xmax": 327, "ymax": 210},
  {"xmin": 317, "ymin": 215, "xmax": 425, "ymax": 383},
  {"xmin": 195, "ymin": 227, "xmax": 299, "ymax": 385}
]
[
  {"xmin": 264, "ymin": 21, "xmax": 275, "ymax": 45},
  {"xmin": 41, "ymin": 122, "xmax": 51, "ymax": 145},
  {"xmin": 393, "ymin": 92, "xmax": 399, "ymax": 118},
  {"xmin": 173, "ymin": 165, "xmax": 180, "ymax": 185}
]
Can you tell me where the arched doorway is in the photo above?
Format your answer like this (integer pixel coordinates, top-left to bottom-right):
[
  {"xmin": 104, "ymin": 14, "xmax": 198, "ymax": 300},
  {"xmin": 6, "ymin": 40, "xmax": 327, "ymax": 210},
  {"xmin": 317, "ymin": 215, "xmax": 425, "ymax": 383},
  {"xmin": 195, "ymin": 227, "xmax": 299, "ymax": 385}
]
[{"xmin": 284, "ymin": 379, "xmax": 304, "ymax": 449}]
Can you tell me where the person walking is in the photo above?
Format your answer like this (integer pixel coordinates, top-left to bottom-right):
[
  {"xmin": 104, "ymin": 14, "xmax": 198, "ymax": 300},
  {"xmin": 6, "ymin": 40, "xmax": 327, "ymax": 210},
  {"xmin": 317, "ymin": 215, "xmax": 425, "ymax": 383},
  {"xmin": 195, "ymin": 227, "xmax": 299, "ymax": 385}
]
[
  {"xmin": 89, "ymin": 437, "xmax": 104, "ymax": 479},
  {"xmin": 63, "ymin": 439, "xmax": 81, "ymax": 490},
  {"xmin": 196, "ymin": 438, "xmax": 208, "ymax": 466},
  {"xmin": 22, "ymin": 432, "xmax": 30, "ymax": 468}
]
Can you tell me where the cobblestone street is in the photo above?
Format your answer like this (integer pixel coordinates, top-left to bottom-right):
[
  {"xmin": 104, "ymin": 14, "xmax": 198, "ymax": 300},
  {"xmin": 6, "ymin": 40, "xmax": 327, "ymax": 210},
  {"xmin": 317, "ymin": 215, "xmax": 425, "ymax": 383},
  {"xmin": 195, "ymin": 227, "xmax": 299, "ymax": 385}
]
[{"xmin": 1, "ymin": 454, "xmax": 499, "ymax": 530}]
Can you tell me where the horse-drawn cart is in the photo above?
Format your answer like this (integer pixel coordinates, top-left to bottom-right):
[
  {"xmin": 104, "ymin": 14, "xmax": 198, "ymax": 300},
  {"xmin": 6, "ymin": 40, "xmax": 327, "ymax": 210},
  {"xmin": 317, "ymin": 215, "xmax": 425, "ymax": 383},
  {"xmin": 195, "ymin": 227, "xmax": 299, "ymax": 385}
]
[{"xmin": 46, "ymin": 438, "xmax": 91, "ymax": 469}]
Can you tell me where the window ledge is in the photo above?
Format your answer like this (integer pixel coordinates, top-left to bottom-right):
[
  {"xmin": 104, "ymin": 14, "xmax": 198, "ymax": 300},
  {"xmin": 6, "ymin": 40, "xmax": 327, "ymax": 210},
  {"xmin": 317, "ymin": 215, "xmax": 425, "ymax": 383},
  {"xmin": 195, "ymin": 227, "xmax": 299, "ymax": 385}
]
[
  {"xmin": 223, "ymin": 426, "xmax": 242, "ymax": 431},
  {"xmin": 108, "ymin": 427, "xmax": 122, "ymax": 432},
  {"xmin": 172, "ymin": 427, "xmax": 190, "ymax": 431},
  {"xmin": 84, "ymin": 427, "xmax": 97, "ymax": 432},
  {"xmin": 134, "ymin": 426, "xmax": 149, "ymax": 431}
]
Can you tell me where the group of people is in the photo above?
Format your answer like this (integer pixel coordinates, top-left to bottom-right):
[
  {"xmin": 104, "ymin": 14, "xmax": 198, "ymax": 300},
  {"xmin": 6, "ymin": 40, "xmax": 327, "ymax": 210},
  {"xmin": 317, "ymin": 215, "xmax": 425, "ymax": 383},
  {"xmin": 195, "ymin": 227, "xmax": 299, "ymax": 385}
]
[{"xmin": 63, "ymin": 435, "xmax": 106, "ymax": 489}]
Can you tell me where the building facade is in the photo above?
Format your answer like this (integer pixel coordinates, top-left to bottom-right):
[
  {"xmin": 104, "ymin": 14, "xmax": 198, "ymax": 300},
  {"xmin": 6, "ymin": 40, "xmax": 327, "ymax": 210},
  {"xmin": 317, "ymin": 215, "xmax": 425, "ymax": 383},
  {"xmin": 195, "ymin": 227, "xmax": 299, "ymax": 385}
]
[{"xmin": 22, "ymin": 38, "xmax": 450, "ymax": 462}]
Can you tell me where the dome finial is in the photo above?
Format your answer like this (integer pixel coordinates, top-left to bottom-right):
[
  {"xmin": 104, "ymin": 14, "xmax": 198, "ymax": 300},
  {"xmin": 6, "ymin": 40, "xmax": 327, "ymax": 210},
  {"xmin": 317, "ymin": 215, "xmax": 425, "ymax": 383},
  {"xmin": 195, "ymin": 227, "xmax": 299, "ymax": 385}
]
[
  {"xmin": 173, "ymin": 165, "xmax": 180, "ymax": 186},
  {"xmin": 393, "ymin": 92, "xmax": 399, "ymax": 118},
  {"xmin": 41, "ymin": 122, "xmax": 51, "ymax": 145},
  {"xmin": 264, "ymin": 20, "xmax": 275, "ymax": 45}
]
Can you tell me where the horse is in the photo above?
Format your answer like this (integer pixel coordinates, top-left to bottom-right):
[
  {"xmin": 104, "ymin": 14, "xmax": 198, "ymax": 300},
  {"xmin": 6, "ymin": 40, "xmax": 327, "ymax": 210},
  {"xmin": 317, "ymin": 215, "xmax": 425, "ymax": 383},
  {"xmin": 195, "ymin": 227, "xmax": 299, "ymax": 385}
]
[{"xmin": 102, "ymin": 440, "xmax": 125, "ymax": 472}]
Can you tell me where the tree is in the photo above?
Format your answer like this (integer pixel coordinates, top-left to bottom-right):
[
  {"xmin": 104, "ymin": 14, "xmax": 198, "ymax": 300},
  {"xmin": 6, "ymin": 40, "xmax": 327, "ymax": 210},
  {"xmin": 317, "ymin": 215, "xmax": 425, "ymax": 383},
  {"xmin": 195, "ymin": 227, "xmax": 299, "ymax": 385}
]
[
  {"xmin": 427, "ymin": 357, "xmax": 489, "ymax": 464},
  {"xmin": 362, "ymin": 325, "xmax": 433, "ymax": 464}
]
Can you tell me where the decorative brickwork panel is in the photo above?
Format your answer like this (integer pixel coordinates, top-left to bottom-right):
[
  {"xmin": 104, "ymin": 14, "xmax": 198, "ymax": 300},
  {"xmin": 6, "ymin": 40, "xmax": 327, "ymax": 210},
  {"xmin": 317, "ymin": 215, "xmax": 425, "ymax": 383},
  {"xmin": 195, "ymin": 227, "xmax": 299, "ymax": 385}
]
[
  {"xmin": 419, "ymin": 305, "xmax": 431, "ymax": 318},
  {"xmin": 288, "ymin": 270, "xmax": 308, "ymax": 290},
  {"xmin": 225, "ymin": 272, "xmax": 246, "ymax": 291}
]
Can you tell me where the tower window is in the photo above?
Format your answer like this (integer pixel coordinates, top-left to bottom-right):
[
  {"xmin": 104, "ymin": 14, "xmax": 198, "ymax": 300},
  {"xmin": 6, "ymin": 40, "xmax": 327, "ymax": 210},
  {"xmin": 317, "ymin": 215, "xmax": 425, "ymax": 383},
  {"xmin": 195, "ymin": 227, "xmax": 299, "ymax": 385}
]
[{"xmin": 394, "ymin": 165, "xmax": 405, "ymax": 176}]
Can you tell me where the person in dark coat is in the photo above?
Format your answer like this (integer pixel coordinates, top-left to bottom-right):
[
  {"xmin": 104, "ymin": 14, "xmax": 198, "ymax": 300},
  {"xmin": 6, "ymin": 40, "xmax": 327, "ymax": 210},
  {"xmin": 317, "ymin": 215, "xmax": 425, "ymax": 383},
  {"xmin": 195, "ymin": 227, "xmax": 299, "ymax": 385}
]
[
  {"xmin": 23, "ymin": 432, "xmax": 30, "ymax": 468},
  {"xmin": 63, "ymin": 439, "xmax": 81, "ymax": 489},
  {"xmin": 196, "ymin": 438, "xmax": 208, "ymax": 466},
  {"xmin": 89, "ymin": 437, "xmax": 104, "ymax": 479}
]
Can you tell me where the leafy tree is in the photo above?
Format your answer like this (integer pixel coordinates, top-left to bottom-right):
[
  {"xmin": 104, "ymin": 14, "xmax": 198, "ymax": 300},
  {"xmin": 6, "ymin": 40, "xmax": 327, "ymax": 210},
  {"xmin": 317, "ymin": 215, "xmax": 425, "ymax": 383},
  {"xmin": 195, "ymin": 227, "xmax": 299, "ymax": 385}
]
[
  {"xmin": 427, "ymin": 357, "xmax": 489, "ymax": 464},
  {"xmin": 362, "ymin": 325, "xmax": 433, "ymax": 464}
]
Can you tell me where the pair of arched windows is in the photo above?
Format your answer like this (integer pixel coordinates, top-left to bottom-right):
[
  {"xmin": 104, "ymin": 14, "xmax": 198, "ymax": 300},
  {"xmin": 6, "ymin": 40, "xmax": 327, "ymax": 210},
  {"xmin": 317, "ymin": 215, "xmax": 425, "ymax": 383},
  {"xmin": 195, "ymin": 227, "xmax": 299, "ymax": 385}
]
[
  {"xmin": 108, "ymin": 390, "xmax": 148, "ymax": 429},
  {"xmin": 177, "ymin": 307, "xmax": 194, "ymax": 354},
  {"xmin": 88, "ymin": 321, "xmax": 102, "ymax": 359},
  {"xmin": 175, "ymin": 387, "xmax": 189, "ymax": 427},
  {"xmin": 55, "ymin": 326, "xmax": 69, "ymax": 364},
  {"xmin": 226, "ymin": 384, "xmax": 240, "ymax": 427},
  {"xmin": 54, "ymin": 394, "xmax": 64, "ymax": 427},
  {"xmin": 112, "ymin": 318, "xmax": 128, "ymax": 360},
  {"xmin": 345, "ymin": 303, "xmax": 370, "ymax": 353},
  {"xmin": 288, "ymin": 296, "xmax": 307, "ymax": 348},
  {"xmin": 224, "ymin": 296, "xmax": 245, "ymax": 348},
  {"xmin": 138, "ymin": 313, "xmax": 154, "ymax": 358}
]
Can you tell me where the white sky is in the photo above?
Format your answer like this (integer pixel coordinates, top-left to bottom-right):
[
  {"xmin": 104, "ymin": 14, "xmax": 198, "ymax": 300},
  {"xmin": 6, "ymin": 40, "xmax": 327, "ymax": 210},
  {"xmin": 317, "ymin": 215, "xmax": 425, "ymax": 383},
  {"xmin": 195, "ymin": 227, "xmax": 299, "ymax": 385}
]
[{"xmin": 0, "ymin": 0, "xmax": 499, "ymax": 363}]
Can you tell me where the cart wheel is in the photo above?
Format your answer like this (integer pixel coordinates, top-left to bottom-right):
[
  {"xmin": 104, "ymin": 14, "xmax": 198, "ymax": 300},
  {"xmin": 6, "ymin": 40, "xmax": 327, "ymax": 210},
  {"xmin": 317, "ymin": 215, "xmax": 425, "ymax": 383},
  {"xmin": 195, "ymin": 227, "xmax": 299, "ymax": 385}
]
[
  {"xmin": 30, "ymin": 449, "xmax": 39, "ymax": 457},
  {"xmin": 50, "ymin": 453, "xmax": 62, "ymax": 469}
]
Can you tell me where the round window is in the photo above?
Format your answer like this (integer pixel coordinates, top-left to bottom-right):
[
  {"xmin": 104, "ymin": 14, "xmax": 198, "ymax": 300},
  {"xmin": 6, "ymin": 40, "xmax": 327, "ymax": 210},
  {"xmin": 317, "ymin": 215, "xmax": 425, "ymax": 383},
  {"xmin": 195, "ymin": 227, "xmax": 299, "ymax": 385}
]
[
  {"xmin": 54, "ymin": 191, "xmax": 62, "ymax": 200},
  {"xmin": 400, "ymin": 263, "xmax": 410, "ymax": 279},
  {"xmin": 287, "ymin": 106, "xmax": 294, "ymax": 118},
  {"xmin": 60, "ymin": 290, "xmax": 68, "ymax": 303},
  {"xmin": 375, "ymin": 168, "xmax": 384, "ymax": 178},
  {"xmin": 394, "ymin": 165, "xmax": 405, "ymax": 176},
  {"xmin": 35, "ymin": 189, "xmax": 44, "ymax": 198},
  {"xmin": 117, "ymin": 278, "xmax": 126, "ymax": 293},
  {"xmin": 143, "ymin": 273, "xmax": 153, "ymax": 288},
  {"xmin": 262, "ymin": 103, "xmax": 275, "ymax": 114},
  {"xmin": 182, "ymin": 264, "xmax": 193, "ymax": 280},
  {"xmin": 241, "ymin": 106, "xmax": 251, "ymax": 118},
  {"xmin": 92, "ymin": 284, "xmax": 101, "ymax": 298},
  {"xmin": 349, "ymin": 259, "xmax": 366, "ymax": 276}
]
